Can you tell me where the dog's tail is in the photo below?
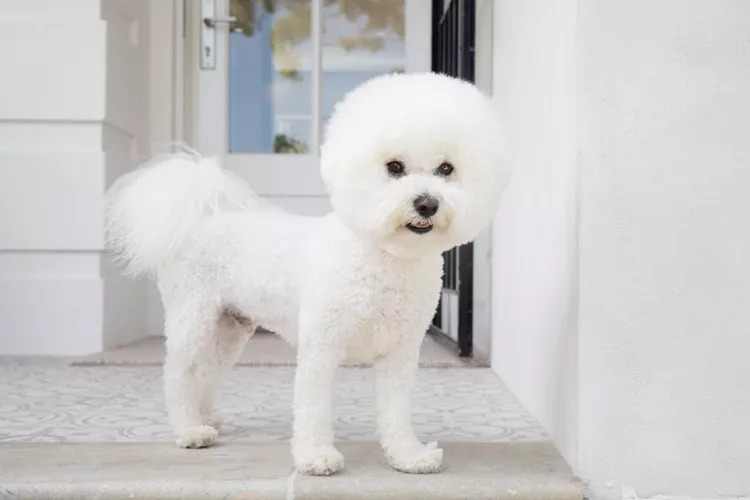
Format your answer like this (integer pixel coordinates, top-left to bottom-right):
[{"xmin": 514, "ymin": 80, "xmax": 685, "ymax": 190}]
[{"xmin": 105, "ymin": 151, "xmax": 259, "ymax": 276}]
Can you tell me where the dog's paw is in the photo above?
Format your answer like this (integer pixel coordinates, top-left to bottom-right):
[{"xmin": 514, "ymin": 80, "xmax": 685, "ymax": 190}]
[
  {"xmin": 293, "ymin": 444, "xmax": 345, "ymax": 476},
  {"xmin": 385, "ymin": 440, "xmax": 444, "ymax": 474},
  {"xmin": 175, "ymin": 425, "xmax": 218, "ymax": 448}
]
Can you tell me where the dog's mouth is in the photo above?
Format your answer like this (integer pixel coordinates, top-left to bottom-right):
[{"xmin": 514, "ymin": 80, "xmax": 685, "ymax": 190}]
[{"xmin": 405, "ymin": 219, "xmax": 433, "ymax": 234}]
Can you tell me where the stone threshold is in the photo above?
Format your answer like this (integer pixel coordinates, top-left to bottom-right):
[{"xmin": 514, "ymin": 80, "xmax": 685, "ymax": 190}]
[{"xmin": 0, "ymin": 441, "xmax": 582, "ymax": 500}]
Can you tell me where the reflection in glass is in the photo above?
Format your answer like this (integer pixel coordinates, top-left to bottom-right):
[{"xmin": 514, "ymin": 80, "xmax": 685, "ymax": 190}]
[
  {"xmin": 229, "ymin": 0, "xmax": 312, "ymax": 154},
  {"xmin": 322, "ymin": 0, "xmax": 405, "ymax": 126},
  {"xmin": 228, "ymin": 0, "xmax": 405, "ymax": 154}
]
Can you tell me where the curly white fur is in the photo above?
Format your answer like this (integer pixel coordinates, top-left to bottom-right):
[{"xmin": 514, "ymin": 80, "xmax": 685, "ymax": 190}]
[
  {"xmin": 105, "ymin": 152, "xmax": 267, "ymax": 275},
  {"xmin": 105, "ymin": 73, "xmax": 509, "ymax": 475}
]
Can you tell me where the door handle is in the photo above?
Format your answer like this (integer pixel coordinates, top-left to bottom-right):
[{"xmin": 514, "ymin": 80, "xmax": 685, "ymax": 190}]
[{"xmin": 203, "ymin": 16, "xmax": 237, "ymax": 29}]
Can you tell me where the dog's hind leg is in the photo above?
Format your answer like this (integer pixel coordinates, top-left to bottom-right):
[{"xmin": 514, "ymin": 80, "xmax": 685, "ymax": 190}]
[
  {"xmin": 163, "ymin": 295, "xmax": 227, "ymax": 448},
  {"xmin": 199, "ymin": 310, "xmax": 256, "ymax": 429}
]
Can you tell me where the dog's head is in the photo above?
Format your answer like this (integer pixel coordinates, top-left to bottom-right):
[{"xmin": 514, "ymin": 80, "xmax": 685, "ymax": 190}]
[{"xmin": 321, "ymin": 73, "xmax": 509, "ymax": 258}]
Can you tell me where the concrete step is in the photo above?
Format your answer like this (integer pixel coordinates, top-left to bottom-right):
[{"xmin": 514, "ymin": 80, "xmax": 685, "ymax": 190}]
[{"xmin": 0, "ymin": 441, "xmax": 582, "ymax": 500}]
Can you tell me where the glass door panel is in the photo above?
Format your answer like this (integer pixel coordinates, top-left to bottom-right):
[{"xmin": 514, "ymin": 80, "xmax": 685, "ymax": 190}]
[{"xmin": 229, "ymin": 1, "xmax": 312, "ymax": 153}]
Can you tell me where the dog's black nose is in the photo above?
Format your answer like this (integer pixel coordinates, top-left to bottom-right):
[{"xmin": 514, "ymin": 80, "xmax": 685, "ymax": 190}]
[{"xmin": 413, "ymin": 194, "xmax": 439, "ymax": 217}]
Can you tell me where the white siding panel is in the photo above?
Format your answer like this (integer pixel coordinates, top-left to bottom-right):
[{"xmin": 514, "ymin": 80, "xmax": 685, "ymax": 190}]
[
  {"xmin": 0, "ymin": 252, "xmax": 103, "ymax": 355},
  {"xmin": 0, "ymin": 21, "xmax": 106, "ymax": 121},
  {"xmin": 264, "ymin": 196, "xmax": 331, "ymax": 216},
  {"xmin": 0, "ymin": 152, "xmax": 104, "ymax": 250},
  {"xmin": 0, "ymin": 1, "xmax": 101, "ymax": 20},
  {"xmin": 0, "ymin": 122, "xmax": 103, "ymax": 153}
]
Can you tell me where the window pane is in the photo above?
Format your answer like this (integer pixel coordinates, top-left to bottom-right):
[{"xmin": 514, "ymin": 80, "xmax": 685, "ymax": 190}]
[
  {"xmin": 229, "ymin": 0, "xmax": 312, "ymax": 154},
  {"xmin": 321, "ymin": 0, "xmax": 406, "ymax": 127}
]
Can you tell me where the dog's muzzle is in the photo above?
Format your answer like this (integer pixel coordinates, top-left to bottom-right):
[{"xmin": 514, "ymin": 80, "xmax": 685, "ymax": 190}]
[{"xmin": 405, "ymin": 194, "xmax": 439, "ymax": 234}]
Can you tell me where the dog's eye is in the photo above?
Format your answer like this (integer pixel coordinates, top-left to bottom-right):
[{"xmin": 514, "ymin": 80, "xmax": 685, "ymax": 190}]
[
  {"xmin": 386, "ymin": 160, "xmax": 406, "ymax": 177},
  {"xmin": 435, "ymin": 162, "xmax": 454, "ymax": 177}
]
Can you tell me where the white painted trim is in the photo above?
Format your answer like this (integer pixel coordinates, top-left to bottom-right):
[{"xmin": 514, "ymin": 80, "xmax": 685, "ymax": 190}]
[
  {"xmin": 440, "ymin": 289, "xmax": 460, "ymax": 343},
  {"xmin": 222, "ymin": 154, "xmax": 326, "ymax": 196},
  {"xmin": 472, "ymin": 227, "xmax": 493, "ymax": 363},
  {"xmin": 195, "ymin": 0, "xmax": 229, "ymax": 154},
  {"xmin": 470, "ymin": 0, "xmax": 494, "ymax": 363},
  {"xmin": 311, "ymin": 0, "xmax": 322, "ymax": 153},
  {"xmin": 172, "ymin": 0, "xmax": 185, "ymax": 145},
  {"xmin": 405, "ymin": 0, "xmax": 432, "ymax": 72},
  {"xmin": 0, "ymin": 121, "xmax": 102, "ymax": 153},
  {"xmin": 474, "ymin": 0, "xmax": 493, "ymax": 95}
]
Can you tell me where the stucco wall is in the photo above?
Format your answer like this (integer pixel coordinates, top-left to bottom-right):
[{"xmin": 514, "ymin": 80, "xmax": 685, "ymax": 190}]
[
  {"xmin": 576, "ymin": 1, "xmax": 750, "ymax": 497},
  {"xmin": 491, "ymin": 0, "xmax": 750, "ymax": 498}
]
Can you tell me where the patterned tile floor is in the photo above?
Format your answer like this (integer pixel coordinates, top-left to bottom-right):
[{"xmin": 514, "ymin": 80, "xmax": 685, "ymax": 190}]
[
  {"xmin": 70, "ymin": 331, "xmax": 483, "ymax": 368},
  {"xmin": 0, "ymin": 358, "xmax": 547, "ymax": 444}
]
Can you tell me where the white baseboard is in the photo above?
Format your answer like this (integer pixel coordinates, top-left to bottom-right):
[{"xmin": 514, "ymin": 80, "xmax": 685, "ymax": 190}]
[
  {"xmin": 0, "ymin": 252, "xmax": 149, "ymax": 355},
  {"xmin": 0, "ymin": 260, "xmax": 103, "ymax": 355}
]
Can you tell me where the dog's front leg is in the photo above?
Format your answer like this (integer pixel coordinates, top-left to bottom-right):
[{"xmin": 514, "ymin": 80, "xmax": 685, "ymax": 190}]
[
  {"xmin": 375, "ymin": 336, "xmax": 444, "ymax": 473},
  {"xmin": 292, "ymin": 337, "xmax": 344, "ymax": 475}
]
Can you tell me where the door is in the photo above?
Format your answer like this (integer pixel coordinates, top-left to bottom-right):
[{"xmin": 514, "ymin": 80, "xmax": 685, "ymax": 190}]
[
  {"xmin": 185, "ymin": 0, "xmax": 431, "ymax": 215},
  {"xmin": 430, "ymin": 0, "xmax": 475, "ymax": 356}
]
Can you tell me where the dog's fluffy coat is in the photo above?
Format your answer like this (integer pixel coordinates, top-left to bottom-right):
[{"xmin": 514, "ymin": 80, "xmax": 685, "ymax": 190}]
[{"xmin": 106, "ymin": 73, "xmax": 509, "ymax": 475}]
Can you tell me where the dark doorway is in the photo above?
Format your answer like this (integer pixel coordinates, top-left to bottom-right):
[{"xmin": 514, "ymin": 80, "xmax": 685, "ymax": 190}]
[{"xmin": 431, "ymin": 0, "xmax": 475, "ymax": 357}]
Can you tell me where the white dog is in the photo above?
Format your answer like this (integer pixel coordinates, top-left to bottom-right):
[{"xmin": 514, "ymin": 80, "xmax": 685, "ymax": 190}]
[{"xmin": 106, "ymin": 73, "xmax": 508, "ymax": 475}]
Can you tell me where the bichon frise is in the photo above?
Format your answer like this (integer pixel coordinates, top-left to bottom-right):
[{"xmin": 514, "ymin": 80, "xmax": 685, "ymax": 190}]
[{"xmin": 106, "ymin": 73, "xmax": 509, "ymax": 475}]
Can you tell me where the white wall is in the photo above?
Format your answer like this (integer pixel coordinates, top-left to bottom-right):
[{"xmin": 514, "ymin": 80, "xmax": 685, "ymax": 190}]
[
  {"xmin": 0, "ymin": 0, "xmax": 151, "ymax": 354},
  {"xmin": 576, "ymin": 1, "xmax": 750, "ymax": 497},
  {"xmin": 491, "ymin": 0, "xmax": 750, "ymax": 498},
  {"xmin": 490, "ymin": 0, "xmax": 580, "ymax": 460}
]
